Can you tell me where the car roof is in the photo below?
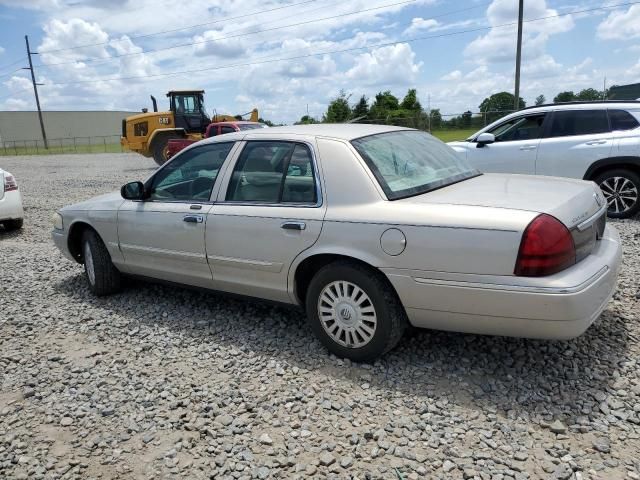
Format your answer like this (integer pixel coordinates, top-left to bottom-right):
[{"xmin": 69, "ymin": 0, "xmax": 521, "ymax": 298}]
[
  {"xmin": 202, "ymin": 123, "xmax": 412, "ymax": 144},
  {"xmin": 211, "ymin": 121, "xmax": 262, "ymax": 125},
  {"xmin": 519, "ymin": 100, "xmax": 640, "ymax": 115}
]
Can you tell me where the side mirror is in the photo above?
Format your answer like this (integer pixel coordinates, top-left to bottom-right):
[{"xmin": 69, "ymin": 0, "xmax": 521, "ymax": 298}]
[
  {"xmin": 476, "ymin": 132, "xmax": 495, "ymax": 148},
  {"xmin": 121, "ymin": 181, "xmax": 146, "ymax": 200}
]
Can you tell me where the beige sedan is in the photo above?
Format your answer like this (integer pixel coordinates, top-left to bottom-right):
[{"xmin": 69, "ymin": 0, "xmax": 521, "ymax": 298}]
[{"xmin": 52, "ymin": 124, "xmax": 622, "ymax": 361}]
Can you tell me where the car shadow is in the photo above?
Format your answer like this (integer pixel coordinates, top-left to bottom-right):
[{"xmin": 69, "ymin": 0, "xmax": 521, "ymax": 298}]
[
  {"xmin": 0, "ymin": 224, "xmax": 24, "ymax": 239},
  {"xmin": 52, "ymin": 272, "xmax": 630, "ymax": 424}
]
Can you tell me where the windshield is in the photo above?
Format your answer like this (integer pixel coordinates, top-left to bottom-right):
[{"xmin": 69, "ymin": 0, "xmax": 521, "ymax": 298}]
[
  {"xmin": 351, "ymin": 130, "xmax": 480, "ymax": 200},
  {"xmin": 237, "ymin": 124, "xmax": 267, "ymax": 131}
]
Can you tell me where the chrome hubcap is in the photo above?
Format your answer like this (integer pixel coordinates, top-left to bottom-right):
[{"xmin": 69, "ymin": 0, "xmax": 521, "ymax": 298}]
[
  {"xmin": 84, "ymin": 242, "xmax": 96, "ymax": 286},
  {"xmin": 318, "ymin": 280, "xmax": 377, "ymax": 348},
  {"xmin": 600, "ymin": 176, "xmax": 638, "ymax": 214}
]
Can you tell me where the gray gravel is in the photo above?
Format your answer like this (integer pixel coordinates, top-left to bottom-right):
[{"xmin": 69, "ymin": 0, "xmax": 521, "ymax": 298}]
[{"xmin": 1, "ymin": 153, "xmax": 640, "ymax": 480}]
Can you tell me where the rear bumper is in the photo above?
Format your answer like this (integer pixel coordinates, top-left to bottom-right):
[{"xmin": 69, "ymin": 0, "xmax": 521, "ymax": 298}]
[
  {"xmin": 384, "ymin": 225, "xmax": 622, "ymax": 339},
  {"xmin": 0, "ymin": 190, "xmax": 24, "ymax": 221}
]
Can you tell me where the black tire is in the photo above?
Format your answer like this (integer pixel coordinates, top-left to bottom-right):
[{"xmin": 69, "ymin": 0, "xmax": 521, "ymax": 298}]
[
  {"xmin": 151, "ymin": 133, "xmax": 180, "ymax": 166},
  {"xmin": 3, "ymin": 218, "xmax": 23, "ymax": 230},
  {"xmin": 305, "ymin": 260, "xmax": 407, "ymax": 362},
  {"xmin": 595, "ymin": 168, "xmax": 640, "ymax": 219},
  {"xmin": 81, "ymin": 229, "xmax": 121, "ymax": 296}
]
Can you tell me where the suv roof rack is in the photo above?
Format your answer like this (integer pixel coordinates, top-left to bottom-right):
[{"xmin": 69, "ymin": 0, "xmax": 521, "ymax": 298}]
[{"xmin": 521, "ymin": 100, "xmax": 640, "ymax": 111}]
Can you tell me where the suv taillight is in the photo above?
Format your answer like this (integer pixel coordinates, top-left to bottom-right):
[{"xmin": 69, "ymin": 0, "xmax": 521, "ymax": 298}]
[
  {"xmin": 515, "ymin": 214, "xmax": 576, "ymax": 277},
  {"xmin": 4, "ymin": 174, "xmax": 18, "ymax": 192}
]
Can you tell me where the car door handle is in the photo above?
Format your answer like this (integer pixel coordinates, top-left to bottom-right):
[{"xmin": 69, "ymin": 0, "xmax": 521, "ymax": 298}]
[
  {"xmin": 519, "ymin": 145, "xmax": 537, "ymax": 151},
  {"xmin": 586, "ymin": 140, "xmax": 607, "ymax": 145},
  {"xmin": 281, "ymin": 221, "xmax": 306, "ymax": 231},
  {"xmin": 183, "ymin": 215, "xmax": 203, "ymax": 223}
]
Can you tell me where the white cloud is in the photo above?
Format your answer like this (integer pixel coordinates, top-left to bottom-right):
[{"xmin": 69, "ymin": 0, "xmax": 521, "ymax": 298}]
[
  {"xmin": 192, "ymin": 30, "xmax": 247, "ymax": 58},
  {"xmin": 403, "ymin": 18, "xmax": 440, "ymax": 36},
  {"xmin": 38, "ymin": 18, "xmax": 110, "ymax": 65},
  {"xmin": 346, "ymin": 44, "xmax": 422, "ymax": 86},
  {"xmin": 464, "ymin": 0, "xmax": 574, "ymax": 64},
  {"xmin": 597, "ymin": 5, "xmax": 640, "ymax": 40},
  {"xmin": 441, "ymin": 70, "xmax": 462, "ymax": 81},
  {"xmin": 0, "ymin": 45, "xmax": 5, "ymax": 55}
]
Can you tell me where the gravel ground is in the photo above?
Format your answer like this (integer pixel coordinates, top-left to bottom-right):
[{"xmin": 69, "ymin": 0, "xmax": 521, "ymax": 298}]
[{"xmin": 1, "ymin": 153, "xmax": 639, "ymax": 480}]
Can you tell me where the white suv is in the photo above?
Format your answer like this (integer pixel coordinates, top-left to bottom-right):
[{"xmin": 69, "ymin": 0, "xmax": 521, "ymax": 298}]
[{"xmin": 448, "ymin": 101, "xmax": 640, "ymax": 218}]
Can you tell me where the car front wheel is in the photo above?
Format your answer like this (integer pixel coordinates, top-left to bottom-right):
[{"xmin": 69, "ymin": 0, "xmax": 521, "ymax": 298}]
[
  {"xmin": 595, "ymin": 168, "xmax": 640, "ymax": 219},
  {"xmin": 81, "ymin": 229, "xmax": 121, "ymax": 296},
  {"xmin": 305, "ymin": 261, "xmax": 407, "ymax": 362}
]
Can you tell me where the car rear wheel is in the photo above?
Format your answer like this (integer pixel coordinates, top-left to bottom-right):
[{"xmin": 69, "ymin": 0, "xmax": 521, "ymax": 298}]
[
  {"xmin": 3, "ymin": 218, "xmax": 23, "ymax": 230},
  {"xmin": 595, "ymin": 168, "xmax": 640, "ymax": 219},
  {"xmin": 152, "ymin": 133, "xmax": 181, "ymax": 166},
  {"xmin": 305, "ymin": 260, "xmax": 407, "ymax": 362},
  {"xmin": 82, "ymin": 229, "xmax": 121, "ymax": 296}
]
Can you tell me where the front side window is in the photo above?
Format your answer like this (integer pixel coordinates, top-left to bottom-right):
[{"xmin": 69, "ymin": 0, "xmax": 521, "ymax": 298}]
[
  {"xmin": 148, "ymin": 143, "xmax": 233, "ymax": 202},
  {"xmin": 226, "ymin": 141, "xmax": 317, "ymax": 204},
  {"xmin": 548, "ymin": 110, "xmax": 609, "ymax": 137},
  {"xmin": 351, "ymin": 130, "xmax": 480, "ymax": 200},
  {"xmin": 609, "ymin": 109, "xmax": 640, "ymax": 131},
  {"xmin": 174, "ymin": 94, "xmax": 200, "ymax": 114},
  {"xmin": 487, "ymin": 114, "xmax": 546, "ymax": 142}
]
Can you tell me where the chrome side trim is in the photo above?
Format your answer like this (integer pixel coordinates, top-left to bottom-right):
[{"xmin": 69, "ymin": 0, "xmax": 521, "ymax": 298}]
[
  {"xmin": 576, "ymin": 204, "xmax": 607, "ymax": 232},
  {"xmin": 120, "ymin": 243, "xmax": 205, "ymax": 262},
  {"xmin": 208, "ymin": 254, "xmax": 283, "ymax": 273},
  {"xmin": 413, "ymin": 266, "xmax": 608, "ymax": 294}
]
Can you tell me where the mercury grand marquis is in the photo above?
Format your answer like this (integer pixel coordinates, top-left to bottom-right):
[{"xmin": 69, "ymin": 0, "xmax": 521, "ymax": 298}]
[{"xmin": 52, "ymin": 124, "xmax": 622, "ymax": 361}]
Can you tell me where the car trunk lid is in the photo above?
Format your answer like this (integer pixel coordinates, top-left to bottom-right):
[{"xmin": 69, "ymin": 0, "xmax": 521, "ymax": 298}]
[{"xmin": 401, "ymin": 173, "xmax": 607, "ymax": 263}]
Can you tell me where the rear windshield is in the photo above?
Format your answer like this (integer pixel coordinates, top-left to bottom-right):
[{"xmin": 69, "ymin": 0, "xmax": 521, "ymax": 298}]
[
  {"xmin": 351, "ymin": 130, "xmax": 480, "ymax": 200},
  {"xmin": 237, "ymin": 124, "xmax": 266, "ymax": 131}
]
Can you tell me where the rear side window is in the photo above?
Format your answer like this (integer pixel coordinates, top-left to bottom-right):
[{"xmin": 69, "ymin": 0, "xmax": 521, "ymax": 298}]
[
  {"xmin": 609, "ymin": 109, "xmax": 639, "ymax": 131},
  {"xmin": 226, "ymin": 141, "xmax": 317, "ymax": 204},
  {"xmin": 548, "ymin": 110, "xmax": 609, "ymax": 137},
  {"xmin": 221, "ymin": 126, "xmax": 236, "ymax": 134}
]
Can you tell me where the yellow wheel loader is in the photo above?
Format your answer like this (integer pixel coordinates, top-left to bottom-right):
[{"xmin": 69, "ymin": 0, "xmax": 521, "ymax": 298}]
[{"xmin": 121, "ymin": 90, "xmax": 258, "ymax": 165}]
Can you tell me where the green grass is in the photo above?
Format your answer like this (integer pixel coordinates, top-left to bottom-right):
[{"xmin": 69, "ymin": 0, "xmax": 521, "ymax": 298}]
[
  {"xmin": 0, "ymin": 143, "xmax": 123, "ymax": 156},
  {"xmin": 430, "ymin": 128, "xmax": 476, "ymax": 142}
]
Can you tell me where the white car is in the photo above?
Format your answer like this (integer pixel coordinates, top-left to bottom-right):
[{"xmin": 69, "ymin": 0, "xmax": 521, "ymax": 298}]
[
  {"xmin": 0, "ymin": 168, "xmax": 24, "ymax": 231},
  {"xmin": 52, "ymin": 125, "xmax": 621, "ymax": 361},
  {"xmin": 448, "ymin": 101, "xmax": 640, "ymax": 218}
]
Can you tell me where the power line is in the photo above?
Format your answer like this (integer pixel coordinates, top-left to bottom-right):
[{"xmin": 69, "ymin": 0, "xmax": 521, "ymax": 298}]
[
  {"xmin": 36, "ymin": 0, "xmax": 318, "ymax": 55},
  {"xmin": 36, "ymin": 0, "xmax": 427, "ymax": 67},
  {"xmin": 38, "ymin": 1, "xmax": 640, "ymax": 88},
  {"xmin": 0, "ymin": 58, "xmax": 27, "ymax": 75},
  {"xmin": 35, "ymin": 0, "xmax": 347, "ymax": 70},
  {"xmin": 0, "ymin": 67, "xmax": 28, "ymax": 81}
]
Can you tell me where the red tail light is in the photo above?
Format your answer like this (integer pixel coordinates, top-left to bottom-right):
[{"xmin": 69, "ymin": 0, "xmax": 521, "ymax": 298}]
[
  {"xmin": 515, "ymin": 214, "xmax": 575, "ymax": 277},
  {"xmin": 4, "ymin": 174, "xmax": 18, "ymax": 192}
]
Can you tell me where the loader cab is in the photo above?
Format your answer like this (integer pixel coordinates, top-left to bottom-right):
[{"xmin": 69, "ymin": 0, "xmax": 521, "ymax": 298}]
[{"xmin": 168, "ymin": 90, "xmax": 210, "ymax": 134}]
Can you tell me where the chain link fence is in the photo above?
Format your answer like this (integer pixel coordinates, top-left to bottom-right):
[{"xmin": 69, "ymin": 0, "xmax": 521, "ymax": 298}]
[{"xmin": 0, "ymin": 135, "xmax": 124, "ymax": 156}]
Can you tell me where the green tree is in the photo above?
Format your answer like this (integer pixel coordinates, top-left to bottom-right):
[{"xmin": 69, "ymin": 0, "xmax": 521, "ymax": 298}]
[
  {"xmin": 323, "ymin": 90, "xmax": 352, "ymax": 123},
  {"xmin": 352, "ymin": 95, "xmax": 369, "ymax": 119},
  {"xmin": 295, "ymin": 115, "xmax": 319, "ymax": 125},
  {"xmin": 369, "ymin": 90, "xmax": 400, "ymax": 121},
  {"xmin": 429, "ymin": 108, "xmax": 442, "ymax": 130},
  {"xmin": 576, "ymin": 88, "xmax": 603, "ymax": 101},
  {"xmin": 479, "ymin": 92, "xmax": 525, "ymax": 123},
  {"xmin": 553, "ymin": 91, "xmax": 576, "ymax": 103},
  {"xmin": 535, "ymin": 94, "xmax": 546, "ymax": 106},
  {"xmin": 258, "ymin": 117, "xmax": 275, "ymax": 127},
  {"xmin": 400, "ymin": 88, "xmax": 422, "ymax": 112},
  {"xmin": 461, "ymin": 110, "xmax": 472, "ymax": 128}
]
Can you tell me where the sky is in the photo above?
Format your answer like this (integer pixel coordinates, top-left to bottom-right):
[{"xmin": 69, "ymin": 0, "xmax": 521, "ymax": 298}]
[{"xmin": 0, "ymin": 0, "xmax": 639, "ymax": 124}]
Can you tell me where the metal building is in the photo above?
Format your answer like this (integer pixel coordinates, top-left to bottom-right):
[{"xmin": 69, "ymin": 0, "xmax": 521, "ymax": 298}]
[{"xmin": 0, "ymin": 110, "xmax": 136, "ymax": 146}]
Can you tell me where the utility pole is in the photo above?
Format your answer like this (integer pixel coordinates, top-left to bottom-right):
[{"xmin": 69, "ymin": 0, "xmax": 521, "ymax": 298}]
[
  {"xmin": 513, "ymin": 0, "xmax": 524, "ymax": 110},
  {"xmin": 427, "ymin": 94, "xmax": 431, "ymax": 133},
  {"xmin": 24, "ymin": 35, "xmax": 48, "ymax": 149}
]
